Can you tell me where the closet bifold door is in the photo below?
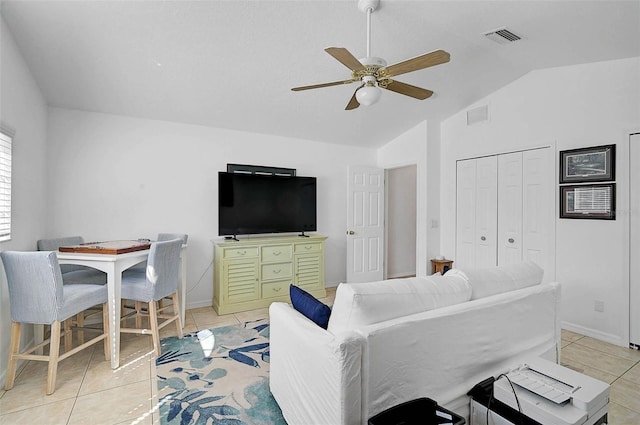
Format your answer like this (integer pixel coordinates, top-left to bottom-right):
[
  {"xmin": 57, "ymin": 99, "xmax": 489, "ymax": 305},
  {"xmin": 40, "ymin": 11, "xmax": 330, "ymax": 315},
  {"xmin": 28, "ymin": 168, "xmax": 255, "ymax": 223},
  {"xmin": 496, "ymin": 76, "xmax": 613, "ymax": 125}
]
[
  {"xmin": 497, "ymin": 152, "xmax": 523, "ymax": 265},
  {"xmin": 456, "ymin": 156, "xmax": 497, "ymax": 269}
]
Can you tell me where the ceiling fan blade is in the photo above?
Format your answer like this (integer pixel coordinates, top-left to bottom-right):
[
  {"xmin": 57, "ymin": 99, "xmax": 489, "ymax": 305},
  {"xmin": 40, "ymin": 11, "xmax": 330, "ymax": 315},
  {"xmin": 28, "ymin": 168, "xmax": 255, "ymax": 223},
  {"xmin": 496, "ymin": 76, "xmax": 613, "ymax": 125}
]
[
  {"xmin": 291, "ymin": 79, "xmax": 357, "ymax": 91},
  {"xmin": 383, "ymin": 50, "xmax": 450, "ymax": 78},
  {"xmin": 325, "ymin": 47, "xmax": 366, "ymax": 72},
  {"xmin": 345, "ymin": 85, "xmax": 364, "ymax": 110},
  {"xmin": 382, "ymin": 80, "xmax": 434, "ymax": 100}
]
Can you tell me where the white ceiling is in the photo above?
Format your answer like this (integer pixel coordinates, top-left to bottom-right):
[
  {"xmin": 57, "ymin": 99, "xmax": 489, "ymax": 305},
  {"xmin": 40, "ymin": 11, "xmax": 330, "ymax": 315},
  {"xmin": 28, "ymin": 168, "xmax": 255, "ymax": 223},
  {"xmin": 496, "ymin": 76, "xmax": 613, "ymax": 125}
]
[{"xmin": 2, "ymin": 0, "xmax": 639, "ymax": 148}]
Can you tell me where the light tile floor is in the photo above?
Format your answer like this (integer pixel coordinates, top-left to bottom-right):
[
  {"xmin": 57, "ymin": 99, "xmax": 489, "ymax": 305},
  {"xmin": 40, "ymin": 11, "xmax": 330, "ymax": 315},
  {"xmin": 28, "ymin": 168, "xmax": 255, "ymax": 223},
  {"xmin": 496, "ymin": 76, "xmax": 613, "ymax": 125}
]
[{"xmin": 1, "ymin": 288, "xmax": 638, "ymax": 424}]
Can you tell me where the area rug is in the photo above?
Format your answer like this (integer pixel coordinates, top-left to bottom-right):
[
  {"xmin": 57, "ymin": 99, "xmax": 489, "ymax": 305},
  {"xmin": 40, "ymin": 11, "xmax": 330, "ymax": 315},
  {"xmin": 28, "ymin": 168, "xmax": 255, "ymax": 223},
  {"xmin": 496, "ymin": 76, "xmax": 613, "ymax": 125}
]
[{"xmin": 156, "ymin": 318, "xmax": 287, "ymax": 425}]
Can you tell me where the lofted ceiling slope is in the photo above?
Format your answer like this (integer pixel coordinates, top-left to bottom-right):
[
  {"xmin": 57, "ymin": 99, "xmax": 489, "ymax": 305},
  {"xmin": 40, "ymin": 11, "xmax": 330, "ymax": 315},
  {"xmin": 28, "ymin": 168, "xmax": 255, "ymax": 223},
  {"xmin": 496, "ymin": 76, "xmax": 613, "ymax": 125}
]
[{"xmin": 1, "ymin": 0, "xmax": 639, "ymax": 148}]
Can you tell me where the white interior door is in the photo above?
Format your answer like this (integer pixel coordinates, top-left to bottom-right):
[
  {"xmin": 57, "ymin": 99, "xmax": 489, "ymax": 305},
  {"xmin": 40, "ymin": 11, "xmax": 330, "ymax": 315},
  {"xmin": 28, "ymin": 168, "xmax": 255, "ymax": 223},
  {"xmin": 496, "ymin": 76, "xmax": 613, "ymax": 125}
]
[
  {"xmin": 630, "ymin": 133, "xmax": 640, "ymax": 346},
  {"xmin": 347, "ymin": 166, "xmax": 384, "ymax": 283}
]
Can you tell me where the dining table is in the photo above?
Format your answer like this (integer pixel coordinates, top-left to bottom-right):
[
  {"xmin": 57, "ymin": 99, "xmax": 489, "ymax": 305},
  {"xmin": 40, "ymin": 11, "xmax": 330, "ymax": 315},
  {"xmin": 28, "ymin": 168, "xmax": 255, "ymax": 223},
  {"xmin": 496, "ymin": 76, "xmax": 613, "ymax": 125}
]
[{"xmin": 54, "ymin": 240, "xmax": 187, "ymax": 369}]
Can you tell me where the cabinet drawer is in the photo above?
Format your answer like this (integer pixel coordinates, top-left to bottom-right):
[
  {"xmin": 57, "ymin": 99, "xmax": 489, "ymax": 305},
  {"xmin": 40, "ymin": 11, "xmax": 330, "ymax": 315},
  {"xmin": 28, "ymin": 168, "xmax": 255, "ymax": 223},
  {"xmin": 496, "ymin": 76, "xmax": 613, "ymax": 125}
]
[
  {"xmin": 261, "ymin": 262, "xmax": 292, "ymax": 280},
  {"xmin": 261, "ymin": 245, "xmax": 292, "ymax": 262},
  {"xmin": 262, "ymin": 280, "xmax": 291, "ymax": 299},
  {"xmin": 294, "ymin": 242, "xmax": 322, "ymax": 254},
  {"xmin": 223, "ymin": 247, "xmax": 259, "ymax": 259}
]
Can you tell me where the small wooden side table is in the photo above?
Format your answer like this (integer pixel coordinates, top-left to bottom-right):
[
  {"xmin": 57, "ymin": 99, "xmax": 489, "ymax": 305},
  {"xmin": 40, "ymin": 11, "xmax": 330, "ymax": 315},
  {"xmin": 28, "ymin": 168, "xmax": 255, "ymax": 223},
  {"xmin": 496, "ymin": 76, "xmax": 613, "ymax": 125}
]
[{"xmin": 431, "ymin": 259, "xmax": 453, "ymax": 275}]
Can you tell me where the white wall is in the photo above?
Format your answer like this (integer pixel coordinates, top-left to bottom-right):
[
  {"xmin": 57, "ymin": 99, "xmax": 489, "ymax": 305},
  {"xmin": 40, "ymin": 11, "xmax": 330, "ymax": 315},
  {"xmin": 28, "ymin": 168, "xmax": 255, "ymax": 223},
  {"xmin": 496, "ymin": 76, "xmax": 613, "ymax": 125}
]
[
  {"xmin": 0, "ymin": 15, "xmax": 49, "ymax": 384},
  {"xmin": 46, "ymin": 108, "xmax": 377, "ymax": 308},
  {"xmin": 441, "ymin": 57, "xmax": 640, "ymax": 346}
]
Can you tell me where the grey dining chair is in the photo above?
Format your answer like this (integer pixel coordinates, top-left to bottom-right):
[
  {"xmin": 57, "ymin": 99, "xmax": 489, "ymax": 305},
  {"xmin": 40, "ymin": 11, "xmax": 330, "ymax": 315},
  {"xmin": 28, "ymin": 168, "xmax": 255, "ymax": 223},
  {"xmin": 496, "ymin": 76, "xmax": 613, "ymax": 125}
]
[
  {"xmin": 120, "ymin": 238, "xmax": 184, "ymax": 356},
  {"xmin": 37, "ymin": 236, "xmax": 107, "ymax": 285},
  {"xmin": 125, "ymin": 233, "xmax": 188, "ymax": 316},
  {"xmin": 128, "ymin": 233, "xmax": 188, "ymax": 273},
  {"xmin": 37, "ymin": 236, "xmax": 107, "ymax": 342},
  {"xmin": 1, "ymin": 251, "xmax": 110, "ymax": 395}
]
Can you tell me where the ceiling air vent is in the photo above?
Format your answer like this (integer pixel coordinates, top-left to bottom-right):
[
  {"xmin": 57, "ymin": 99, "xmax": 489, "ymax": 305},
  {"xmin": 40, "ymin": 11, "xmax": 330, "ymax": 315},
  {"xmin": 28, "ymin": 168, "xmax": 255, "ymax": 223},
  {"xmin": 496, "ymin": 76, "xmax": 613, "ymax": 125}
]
[{"xmin": 483, "ymin": 27, "xmax": 521, "ymax": 44}]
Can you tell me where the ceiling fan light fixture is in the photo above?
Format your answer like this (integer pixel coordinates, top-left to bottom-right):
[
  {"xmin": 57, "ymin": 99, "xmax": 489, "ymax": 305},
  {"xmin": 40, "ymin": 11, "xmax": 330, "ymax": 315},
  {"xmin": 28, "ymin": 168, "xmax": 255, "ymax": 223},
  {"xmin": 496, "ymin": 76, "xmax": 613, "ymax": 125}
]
[{"xmin": 356, "ymin": 76, "xmax": 381, "ymax": 106}]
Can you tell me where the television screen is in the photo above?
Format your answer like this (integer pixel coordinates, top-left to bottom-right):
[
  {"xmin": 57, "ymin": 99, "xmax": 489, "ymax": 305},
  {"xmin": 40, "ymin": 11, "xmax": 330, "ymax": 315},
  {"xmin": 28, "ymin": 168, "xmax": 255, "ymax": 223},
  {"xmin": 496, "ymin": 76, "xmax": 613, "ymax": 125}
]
[{"xmin": 218, "ymin": 172, "xmax": 317, "ymax": 236}]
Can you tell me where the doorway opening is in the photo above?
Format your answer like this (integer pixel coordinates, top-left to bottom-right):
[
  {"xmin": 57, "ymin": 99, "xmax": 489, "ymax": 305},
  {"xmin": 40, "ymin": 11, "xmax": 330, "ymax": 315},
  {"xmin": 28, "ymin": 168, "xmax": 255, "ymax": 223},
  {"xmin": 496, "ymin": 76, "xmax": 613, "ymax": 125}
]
[{"xmin": 385, "ymin": 164, "xmax": 417, "ymax": 279}]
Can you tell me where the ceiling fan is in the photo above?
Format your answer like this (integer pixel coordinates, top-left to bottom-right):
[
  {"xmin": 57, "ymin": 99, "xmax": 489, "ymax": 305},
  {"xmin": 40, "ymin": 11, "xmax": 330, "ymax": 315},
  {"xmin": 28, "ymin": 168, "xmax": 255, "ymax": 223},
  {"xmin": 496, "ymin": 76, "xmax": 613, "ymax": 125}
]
[{"xmin": 291, "ymin": 0, "xmax": 451, "ymax": 110}]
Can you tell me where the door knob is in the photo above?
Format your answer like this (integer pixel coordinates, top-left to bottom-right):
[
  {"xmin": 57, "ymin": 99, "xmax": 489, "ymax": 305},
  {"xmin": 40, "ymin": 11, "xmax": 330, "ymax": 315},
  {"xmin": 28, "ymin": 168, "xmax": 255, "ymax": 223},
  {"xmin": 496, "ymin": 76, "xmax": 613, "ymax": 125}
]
[
  {"xmin": 347, "ymin": 230, "xmax": 355, "ymax": 235},
  {"xmin": 480, "ymin": 236, "xmax": 486, "ymax": 241},
  {"xmin": 508, "ymin": 238, "xmax": 515, "ymax": 243}
]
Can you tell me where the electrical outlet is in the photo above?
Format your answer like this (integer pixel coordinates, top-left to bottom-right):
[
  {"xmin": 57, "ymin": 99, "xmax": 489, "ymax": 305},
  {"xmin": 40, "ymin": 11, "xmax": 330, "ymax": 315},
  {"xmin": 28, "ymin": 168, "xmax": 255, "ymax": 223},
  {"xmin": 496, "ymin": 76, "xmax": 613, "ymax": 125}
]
[{"xmin": 594, "ymin": 300, "xmax": 605, "ymax": 312}]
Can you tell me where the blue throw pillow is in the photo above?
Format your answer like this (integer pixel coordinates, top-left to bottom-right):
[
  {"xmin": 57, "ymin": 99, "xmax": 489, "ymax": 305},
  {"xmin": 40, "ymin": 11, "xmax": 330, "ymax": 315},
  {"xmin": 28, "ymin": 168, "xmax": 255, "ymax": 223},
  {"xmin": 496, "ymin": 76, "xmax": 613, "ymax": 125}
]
[{"xmin": 290, "ymin": 285, "xmax": 331, "ymax": 329}]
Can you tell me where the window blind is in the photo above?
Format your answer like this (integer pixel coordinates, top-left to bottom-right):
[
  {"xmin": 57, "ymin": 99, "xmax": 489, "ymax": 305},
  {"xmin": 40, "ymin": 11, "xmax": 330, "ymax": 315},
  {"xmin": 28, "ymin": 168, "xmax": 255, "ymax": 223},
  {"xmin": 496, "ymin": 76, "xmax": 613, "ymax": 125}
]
[{"xmin": 0, "ymin": 130, "xmax": 12, "ymax": 242}]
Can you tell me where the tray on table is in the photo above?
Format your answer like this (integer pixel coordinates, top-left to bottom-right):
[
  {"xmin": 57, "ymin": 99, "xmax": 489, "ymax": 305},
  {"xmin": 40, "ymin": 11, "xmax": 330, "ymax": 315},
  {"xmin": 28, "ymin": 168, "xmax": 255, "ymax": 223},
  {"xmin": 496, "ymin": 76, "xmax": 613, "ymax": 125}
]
[{"xmin": 58, "ymin": 240, "xmax": 151, "ymax": 255}]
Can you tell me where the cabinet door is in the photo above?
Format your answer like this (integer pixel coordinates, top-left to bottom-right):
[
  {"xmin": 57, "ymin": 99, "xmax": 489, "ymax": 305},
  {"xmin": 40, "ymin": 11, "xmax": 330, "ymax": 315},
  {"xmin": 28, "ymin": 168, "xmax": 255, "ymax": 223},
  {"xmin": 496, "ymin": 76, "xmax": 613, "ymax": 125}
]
[
  {"xmin": 223, "ymin": 258, "xmax": 259, "ymax": 303},
  {"xmin": 498, "ymin": 152, "xmax": 523, "ymax": 266},
  {"xmin": 294, "ymin": 253, "xmax": 323, "ymax": 291}
]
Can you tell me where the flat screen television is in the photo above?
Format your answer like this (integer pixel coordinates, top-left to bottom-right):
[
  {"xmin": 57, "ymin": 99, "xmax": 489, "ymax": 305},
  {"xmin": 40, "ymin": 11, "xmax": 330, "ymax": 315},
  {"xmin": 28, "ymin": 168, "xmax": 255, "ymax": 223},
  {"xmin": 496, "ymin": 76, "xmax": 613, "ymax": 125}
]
[{"xmin": 218, "ymin": 172, "xmax": 317, "ymax": 237}]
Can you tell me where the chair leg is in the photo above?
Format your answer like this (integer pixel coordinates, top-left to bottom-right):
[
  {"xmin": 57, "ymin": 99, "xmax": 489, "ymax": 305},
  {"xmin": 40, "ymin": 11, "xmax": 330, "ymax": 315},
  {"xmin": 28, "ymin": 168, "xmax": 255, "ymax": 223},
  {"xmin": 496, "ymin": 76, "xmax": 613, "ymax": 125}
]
[
  {"xmin": 46, "ymin": 321, "xmax": 62, "ymax": 395},
  {"xmin": 5, "ymin": 322, "xmax": 22, "ymax": 390},
  {"xmin": 148, "ymin": 301, "xmax": 160, "ymax": 357},
  {"xmin": 135, "ymin": 301, "xmax": 142, "ymax": 329},
  {"xmin": 172, "ymin": 292, "xmax": 183, "ymax": 339},
  {"xmin": 76, "ymin": 312, "xmax": 85, "ymax": 344},
  {"xmin": 102, "ymin": 302, "xmax": 110, "ymax": 361},
  {"xmin": 63, "ymin": 318, "xmax": 73, "ymax": 353}
]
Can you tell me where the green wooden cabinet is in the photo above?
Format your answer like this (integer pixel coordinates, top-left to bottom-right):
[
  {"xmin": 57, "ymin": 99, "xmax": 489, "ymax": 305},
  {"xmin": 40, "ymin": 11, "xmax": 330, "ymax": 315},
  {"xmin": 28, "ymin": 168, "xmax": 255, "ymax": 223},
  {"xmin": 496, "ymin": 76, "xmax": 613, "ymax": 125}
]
[{"xmin": 213, "ymin": 234, "xmax": 327, "ymax": 314}]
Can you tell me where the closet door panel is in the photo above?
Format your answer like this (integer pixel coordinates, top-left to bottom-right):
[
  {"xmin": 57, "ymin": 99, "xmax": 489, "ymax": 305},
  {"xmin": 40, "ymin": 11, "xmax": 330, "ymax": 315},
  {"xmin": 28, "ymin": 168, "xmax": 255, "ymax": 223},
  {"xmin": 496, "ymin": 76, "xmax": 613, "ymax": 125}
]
[
  {"xmin": 474, "ymin": 156, "xmax": 498, "ymax": 267},
  {"xmin": 498, "ymin": 152, "xmax": 523, "ymax": 266},
  {"xmin": 456, "ymin": 159, "xmax": 477, "ymax": 269}
]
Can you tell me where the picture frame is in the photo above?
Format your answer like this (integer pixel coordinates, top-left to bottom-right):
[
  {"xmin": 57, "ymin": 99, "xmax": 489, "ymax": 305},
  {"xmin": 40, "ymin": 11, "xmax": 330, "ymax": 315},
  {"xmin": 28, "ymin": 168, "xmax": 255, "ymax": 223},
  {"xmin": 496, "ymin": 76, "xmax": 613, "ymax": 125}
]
[
  {"xmin": 560, "ymin": 183, "xmax": 616, "ymax": 220},
  {"xmin": 559, "ymin": 144, "xmax": 615, "ymax": 184}
]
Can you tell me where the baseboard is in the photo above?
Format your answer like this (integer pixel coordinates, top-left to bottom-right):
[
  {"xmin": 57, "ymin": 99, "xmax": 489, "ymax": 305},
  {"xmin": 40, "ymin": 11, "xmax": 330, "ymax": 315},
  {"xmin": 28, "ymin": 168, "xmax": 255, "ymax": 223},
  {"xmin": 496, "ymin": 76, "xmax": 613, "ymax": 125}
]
[
  {"xmin": 561, "ymin": 321, "xmax": 627, "ymax": 348},
  {"xmin": 387, "ymin": 271, "xmax": 417, "ymax": 279},
  {"xmin": 186, "ymin": 299, "xmax": 215, "ymax": 310}
]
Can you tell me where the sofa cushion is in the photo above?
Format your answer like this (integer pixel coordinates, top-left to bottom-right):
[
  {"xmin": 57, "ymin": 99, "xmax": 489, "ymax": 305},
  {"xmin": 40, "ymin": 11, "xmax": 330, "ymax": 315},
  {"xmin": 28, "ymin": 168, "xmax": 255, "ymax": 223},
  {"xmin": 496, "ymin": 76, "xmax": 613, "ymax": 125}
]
[
  {"xmin": 290, "ymin": 285, "xmax": 332, "ymax": 329},
  {"xmin": 327, "ymin": 275, "xmax": 472, "ymax": 335},
  {"xmin": 448, "ymin": 261, "xmax": 544, "ymax": 300}
]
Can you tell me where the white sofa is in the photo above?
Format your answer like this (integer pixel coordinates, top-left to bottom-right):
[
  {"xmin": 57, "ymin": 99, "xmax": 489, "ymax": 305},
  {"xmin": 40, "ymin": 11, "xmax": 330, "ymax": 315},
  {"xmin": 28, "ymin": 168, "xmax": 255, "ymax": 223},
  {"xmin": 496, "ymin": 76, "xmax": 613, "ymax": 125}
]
[{"xmin": 269, "ymin": 262, "xmax": 561, "ymax": 425}]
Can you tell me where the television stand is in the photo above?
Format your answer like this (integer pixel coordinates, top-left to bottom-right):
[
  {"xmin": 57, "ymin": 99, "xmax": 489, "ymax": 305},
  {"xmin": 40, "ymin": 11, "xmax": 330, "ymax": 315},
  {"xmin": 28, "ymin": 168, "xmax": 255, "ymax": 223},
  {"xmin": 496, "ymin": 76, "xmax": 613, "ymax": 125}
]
[{"xmin": 213, "ymin": 234, "xmax": 327, "ymax": 314}]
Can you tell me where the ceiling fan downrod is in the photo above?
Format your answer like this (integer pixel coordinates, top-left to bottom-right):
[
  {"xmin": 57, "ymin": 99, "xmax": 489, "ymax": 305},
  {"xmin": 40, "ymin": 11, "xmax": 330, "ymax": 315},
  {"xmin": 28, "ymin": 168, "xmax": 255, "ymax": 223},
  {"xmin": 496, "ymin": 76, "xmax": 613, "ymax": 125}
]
[{"xmin": 359, "ymin": 0, "xmax": 379, "ymax": 59}]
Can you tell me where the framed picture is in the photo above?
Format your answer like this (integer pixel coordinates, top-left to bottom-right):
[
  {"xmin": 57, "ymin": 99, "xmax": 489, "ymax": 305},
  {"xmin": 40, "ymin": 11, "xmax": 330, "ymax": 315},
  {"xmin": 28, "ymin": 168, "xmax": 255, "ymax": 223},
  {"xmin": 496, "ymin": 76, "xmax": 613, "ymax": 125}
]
[
  {"xmin": 559, "ymin": 144, "xmax": 615, "ymax": 183},
  {"xmin": 560, "ymin": 183, "xmax": 616, "ymax": 220}
]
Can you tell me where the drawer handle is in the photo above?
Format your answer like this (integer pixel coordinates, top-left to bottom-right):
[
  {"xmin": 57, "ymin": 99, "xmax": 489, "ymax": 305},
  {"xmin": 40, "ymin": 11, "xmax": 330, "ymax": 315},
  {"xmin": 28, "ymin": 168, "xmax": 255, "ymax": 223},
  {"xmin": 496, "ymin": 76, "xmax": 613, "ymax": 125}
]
[
  {"xmin": 273, "ymin": 287, "xmax": 281, "ymax": 292},
  {"xmin": 273, "ymin": 269, "xmax": 281, "ymax": 274},
  {"xmin": 304, "ymin": 245, "xmax": 312, "ymax": 250},
  {"xmin": 237, "ymin": 250, "xmax": 246, "ymax": 256},
  {"xmin": 273, "ymin": 251, "xmax": 281, "ymax": 256}
]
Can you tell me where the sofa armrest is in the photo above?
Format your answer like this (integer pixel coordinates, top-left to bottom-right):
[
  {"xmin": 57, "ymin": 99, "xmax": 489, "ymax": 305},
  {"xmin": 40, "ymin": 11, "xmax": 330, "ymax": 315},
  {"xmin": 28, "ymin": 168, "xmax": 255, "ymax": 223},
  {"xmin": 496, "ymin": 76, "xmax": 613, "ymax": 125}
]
[{"xmin": 269, "ymin": 302, "xmax": 364, "ymax": 425}]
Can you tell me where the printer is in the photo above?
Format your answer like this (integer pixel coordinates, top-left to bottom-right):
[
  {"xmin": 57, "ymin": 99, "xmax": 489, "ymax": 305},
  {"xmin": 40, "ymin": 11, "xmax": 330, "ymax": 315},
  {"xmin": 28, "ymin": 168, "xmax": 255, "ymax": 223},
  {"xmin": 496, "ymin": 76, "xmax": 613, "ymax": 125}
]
[{"xmin": 492, "ymin": 357, "xmax": 609, "ymax": 425}]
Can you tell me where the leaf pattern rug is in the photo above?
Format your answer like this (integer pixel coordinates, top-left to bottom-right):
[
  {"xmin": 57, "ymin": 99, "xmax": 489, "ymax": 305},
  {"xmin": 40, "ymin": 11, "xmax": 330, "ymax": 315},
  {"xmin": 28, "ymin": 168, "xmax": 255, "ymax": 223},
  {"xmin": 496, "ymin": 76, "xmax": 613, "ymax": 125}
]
[{"xmin": 156, "ymin": 318, "xmax": 287, "ymax": 425}]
